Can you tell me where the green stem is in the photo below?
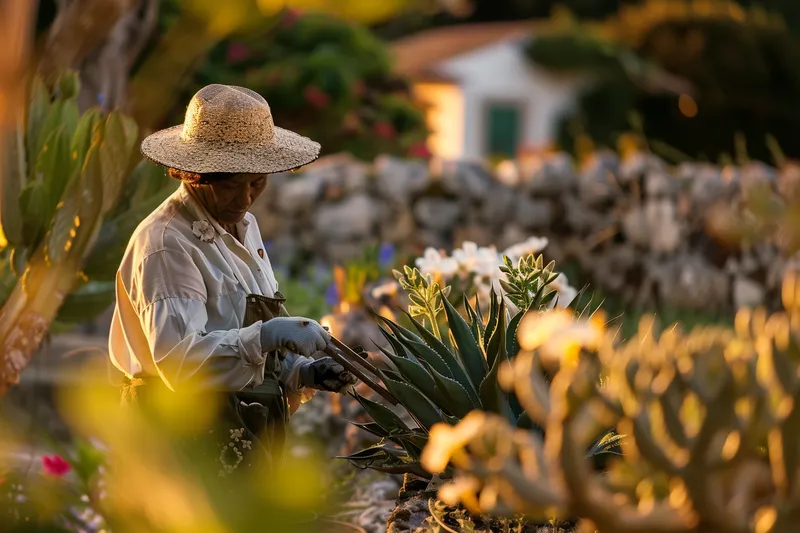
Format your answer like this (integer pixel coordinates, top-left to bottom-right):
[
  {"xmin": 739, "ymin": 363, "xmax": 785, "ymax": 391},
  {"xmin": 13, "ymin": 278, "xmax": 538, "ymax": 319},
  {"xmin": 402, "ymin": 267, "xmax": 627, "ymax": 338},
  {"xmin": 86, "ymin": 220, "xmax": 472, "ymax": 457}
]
[{"xmin": 426, "ymin": 303, "xmax": 442, "ymax": 341}]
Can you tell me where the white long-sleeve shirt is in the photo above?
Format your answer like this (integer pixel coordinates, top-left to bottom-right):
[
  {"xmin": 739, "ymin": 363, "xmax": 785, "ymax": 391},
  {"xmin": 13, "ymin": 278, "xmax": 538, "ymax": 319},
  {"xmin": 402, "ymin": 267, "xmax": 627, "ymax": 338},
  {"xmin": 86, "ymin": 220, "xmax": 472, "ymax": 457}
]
[{"xmin": 108, "ymin": 182, "xmax": 314, "ymax": 411}]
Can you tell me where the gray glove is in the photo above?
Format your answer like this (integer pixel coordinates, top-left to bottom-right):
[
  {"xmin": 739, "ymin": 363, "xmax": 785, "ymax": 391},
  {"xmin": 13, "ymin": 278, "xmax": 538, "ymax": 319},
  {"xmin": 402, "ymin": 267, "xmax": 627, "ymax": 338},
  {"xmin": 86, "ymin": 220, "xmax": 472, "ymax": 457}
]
[
  {"xmin": 299, "ymin": 357, "xmax": 358, "ymax": 393},
  {"xmin": 260, "ymin": 317, "xmax": 330, "ymax": 357}
]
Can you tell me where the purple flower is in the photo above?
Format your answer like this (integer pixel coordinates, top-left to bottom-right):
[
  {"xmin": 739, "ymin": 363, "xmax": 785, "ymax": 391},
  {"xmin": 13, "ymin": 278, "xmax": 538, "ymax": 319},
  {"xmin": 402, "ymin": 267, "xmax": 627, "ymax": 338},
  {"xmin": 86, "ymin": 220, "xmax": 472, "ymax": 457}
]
[
  {"xmin": 378, "ymin": 243, "xmax": 396, "ymax": 269},
  {"xmin": 325, "ymin": 282, "xmax": 340, "ymax": 308}
]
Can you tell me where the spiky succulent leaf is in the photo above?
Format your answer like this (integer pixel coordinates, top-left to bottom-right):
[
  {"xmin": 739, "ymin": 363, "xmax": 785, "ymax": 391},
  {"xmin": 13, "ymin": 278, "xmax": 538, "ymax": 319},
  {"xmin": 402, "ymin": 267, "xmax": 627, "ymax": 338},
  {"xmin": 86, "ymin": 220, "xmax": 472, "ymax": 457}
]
[
  {"xmin": 384, "ymin": 352, "xmax": 438, "ymax": 403},
  {"xmin": 354, "ymin": 392, "xmax": 412, "ymax": 435},
  {"xmin": 441, "ymin": 292, "xmax": 487, "ymax": 389},
  {"xmin": 380, "ymin": 372, "xmax": 443, "ymax": 430}
]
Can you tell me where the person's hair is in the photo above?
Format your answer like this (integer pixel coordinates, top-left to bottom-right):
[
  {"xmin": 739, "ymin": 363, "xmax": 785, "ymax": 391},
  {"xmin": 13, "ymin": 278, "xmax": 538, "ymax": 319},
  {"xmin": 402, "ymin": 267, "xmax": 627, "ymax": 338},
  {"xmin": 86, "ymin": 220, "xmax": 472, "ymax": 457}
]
[{"xmin": 167, "ymin": 167, "xmax": 238, "ymax": 185}]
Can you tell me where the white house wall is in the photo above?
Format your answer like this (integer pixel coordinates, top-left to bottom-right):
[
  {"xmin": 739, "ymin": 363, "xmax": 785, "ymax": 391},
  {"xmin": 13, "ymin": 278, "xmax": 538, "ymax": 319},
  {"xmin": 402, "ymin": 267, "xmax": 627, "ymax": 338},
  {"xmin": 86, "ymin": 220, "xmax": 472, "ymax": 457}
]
[{"xmin": 437, "ymin": 37, "xmax": 585, "ymax": 160}]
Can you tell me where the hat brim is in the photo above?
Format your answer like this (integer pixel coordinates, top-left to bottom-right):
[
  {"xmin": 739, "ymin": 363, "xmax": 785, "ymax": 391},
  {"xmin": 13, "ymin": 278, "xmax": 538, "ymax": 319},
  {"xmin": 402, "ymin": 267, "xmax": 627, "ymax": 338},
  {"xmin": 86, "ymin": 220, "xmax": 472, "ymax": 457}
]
[{"xmin": 140, "ymin": 124, "xmax": 321, "ymax": 174}]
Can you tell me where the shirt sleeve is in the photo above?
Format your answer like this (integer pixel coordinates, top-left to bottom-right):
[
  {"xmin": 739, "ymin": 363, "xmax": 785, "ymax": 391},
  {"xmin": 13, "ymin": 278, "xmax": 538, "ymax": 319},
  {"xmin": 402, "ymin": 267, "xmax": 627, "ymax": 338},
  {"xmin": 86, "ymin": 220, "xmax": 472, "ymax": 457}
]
[{"xmin": 132, "ymin": 248, "xmax": 265, "ymax": 392}]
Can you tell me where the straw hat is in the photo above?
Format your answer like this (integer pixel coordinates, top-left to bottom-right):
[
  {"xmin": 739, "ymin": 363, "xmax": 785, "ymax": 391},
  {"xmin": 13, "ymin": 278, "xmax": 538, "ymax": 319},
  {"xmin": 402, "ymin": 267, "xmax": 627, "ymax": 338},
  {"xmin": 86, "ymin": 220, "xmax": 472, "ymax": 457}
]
[{"xmin": 141, "ymin": 84, "xmax": 321, "ymax": 174}]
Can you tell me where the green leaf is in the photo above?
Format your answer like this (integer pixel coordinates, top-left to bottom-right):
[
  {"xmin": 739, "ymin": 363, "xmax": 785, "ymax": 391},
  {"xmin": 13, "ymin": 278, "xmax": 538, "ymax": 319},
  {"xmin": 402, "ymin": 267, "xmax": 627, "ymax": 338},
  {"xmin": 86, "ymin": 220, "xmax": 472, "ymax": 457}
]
[
  {"xmin": 55, "ymin": 281, "xmax": 116, "ymax": 324},
  {"xmin": 61, "ymin": 99, "xmax": 80, "ymax": 141},
  {"xmin": 35, "ymin": 126, "xmax": 71, "ymax": 219},
  {"xmin": 479, "ymin": 352, "xmax": 513, "ymax": 421},
  {"xmin": 70, "ymin": 108, "xmax": 104, "ymax": 176},
  {"xmin": 99, "ymin": 112, "xmax": 138, "ymax": 213},
  {"xmin": 441, "ymin": 291, "xmax": 487, "ymax": 390},
  {"xmin": 507, "ymin": 302, "xmax": 534, "ymax": 358},
  {"xmin": 1, "ymin": 125, "xmax": 27, "ymax": 246},
  {"xmin": 484, "ymin": 288, "xmax": 499, "ymax": 351},
  {"xmin": 26, "ymin": 76, "xmax": 51, "ymax": 160},
  {"xmin": 384, "ymin": 352, "xmax": 437, "ymax": 403},
  {"xmin": 380, "ymin": 372, "xmax": 443, "ymax": 430},
  {"xmin": 349, "ymin": 421, "xmax": 391, "ymax": 439},
  {"xmin": 71, "ymin": 143, "xmax": 106, "ymax": 258},
  {"xmin": 423, "ymin": 360, "xmax": 476, "ymax": 418},
  {"xmin": 46, "ymin": 170, "xmax": 82, "ymax": 265},
  {"xmin": 485, "ymin": 297, "xmax": 507, "ymax": 370},
  {"xmin": 19, "ymin": 182, "xmax": 49, "ymax": 245},
  {"xmin": 82, "ymin": 182, "xmax": 174, "ymax": 281},
  {"xmin": 32, "ymin": 100, "xmax": 65, "ymax": 175},
  {"xmin": 462, "ymin": 293, "xmax": 482, "ymax": 345},
  {"xmin": 354, "ymin": 392, "xmax": 411, "ymax": 435}
]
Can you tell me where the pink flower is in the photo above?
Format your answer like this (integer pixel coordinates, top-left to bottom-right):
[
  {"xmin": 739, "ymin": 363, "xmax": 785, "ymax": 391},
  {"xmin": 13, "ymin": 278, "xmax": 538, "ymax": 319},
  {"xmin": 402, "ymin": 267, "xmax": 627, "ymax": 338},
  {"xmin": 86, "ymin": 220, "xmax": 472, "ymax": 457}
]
[
  {"xmin": 408, "ymin": 142, "xmax": 432, "ymax": 159},
  {"xmin": 42, "ymin": 455, "xmax": 70, "ymax": 477},
  {"xmin": 373, "ymin": 121, "xmax": 396, "ymax": 139},
  {"xmin": 304, "ymin": 86, "xmax": 330, "ymax": 109},
  {"xmin": 281, "ymin": 8, "xmax": 302, "ymax": 28},
  {"xmin": 226, "ymin": 41, "xmax": 250, "ymax": 64}
]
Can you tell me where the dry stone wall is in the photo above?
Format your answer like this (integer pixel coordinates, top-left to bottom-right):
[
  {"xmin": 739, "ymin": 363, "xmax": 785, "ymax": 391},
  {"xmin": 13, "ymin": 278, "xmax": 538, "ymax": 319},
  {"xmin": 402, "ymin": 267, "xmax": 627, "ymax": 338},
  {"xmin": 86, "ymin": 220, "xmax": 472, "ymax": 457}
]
[{"xmin": 251, "ymin": 151, "xmax": 800, "ymax": 314}]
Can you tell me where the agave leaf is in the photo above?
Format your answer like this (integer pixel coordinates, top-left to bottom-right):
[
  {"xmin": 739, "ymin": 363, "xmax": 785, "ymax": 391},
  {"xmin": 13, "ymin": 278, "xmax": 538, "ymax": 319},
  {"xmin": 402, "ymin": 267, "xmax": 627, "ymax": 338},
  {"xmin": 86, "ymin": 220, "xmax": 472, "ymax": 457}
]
[
  {"xmin": 374, "ymin": 313, "xmax": 427, "ymax": 346},
  {"xmin": 485, "ymin": 297, "xmax": 507, "ymax": 370},
  {"xmin": 507, "ymin": 301, "xmax": 536, "ymax": 358},
  {"xmin": 70, "ymin": 143, "xmax": 106, "ymax": 258},
  {"xmin": 377, "ymin": 324, "xmax": 414, "ymax": 359},
  {"xmin": 384, "ymin": 352, "xmax": 437, "ymax": 403},
  {"xmin": 55, "ymin": 281, "xmax": 116, "ymax": 324},
  {"xmin": 441, "ymin": 292, "xmax": 487, "ymax": 389},
  {"xmin": 462, "ymin": 293, "xmax": 482, "ymax": 345},
  {"xmin": 404, "ymin": 310, "xmax": 454, "ymax": 360},
  {"xmin": 423, "ymin": 360, "xmax": 476, "ymax": 418},
  {"xmin": 46, "ymin": 171, "xmax": 82, "ymax": 265},
  {"xmin": 479, "ymin": 354, "xmax": 514, "ymax": 421},
  {"xmin": 349, "ymin": 421, "xmax": 392, "ymax": 439},
  {"xmin": 380, "ymin": 372, "xmax": 443, "ymax": 430},
  {"xmin": 484, "ymin": 288, "xmax": 499, "ymax": 351},
  {"xmin": 401, "ymin": 325, "xmax": 479, "ymax": 404},
  {"xmin": 354, "ymin": 392, "xmax": 411, "ymax": 435},
  {"xmin": 2, "ymin": 125, "xmax": 28, "ymax": 246}
]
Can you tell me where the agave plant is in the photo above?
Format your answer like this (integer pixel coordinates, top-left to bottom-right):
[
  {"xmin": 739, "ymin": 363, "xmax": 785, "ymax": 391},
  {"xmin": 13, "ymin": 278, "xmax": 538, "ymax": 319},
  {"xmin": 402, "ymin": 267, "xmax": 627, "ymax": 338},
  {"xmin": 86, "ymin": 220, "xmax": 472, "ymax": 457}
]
[
  {"xmin": 340, "ymin": 253, "xmax": 613, "ymax": 477},
  {"xmin": 0, "ymin": 71, "xmax": 175, "ymax": 393}
]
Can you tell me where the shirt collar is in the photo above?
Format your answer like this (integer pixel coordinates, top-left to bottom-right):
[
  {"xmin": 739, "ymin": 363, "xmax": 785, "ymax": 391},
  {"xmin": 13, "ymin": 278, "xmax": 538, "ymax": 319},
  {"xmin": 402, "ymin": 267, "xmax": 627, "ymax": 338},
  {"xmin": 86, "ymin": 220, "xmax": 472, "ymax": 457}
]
[{"xmin": 179, "ymin": 182, "xmax": 250, "ymax": 238}]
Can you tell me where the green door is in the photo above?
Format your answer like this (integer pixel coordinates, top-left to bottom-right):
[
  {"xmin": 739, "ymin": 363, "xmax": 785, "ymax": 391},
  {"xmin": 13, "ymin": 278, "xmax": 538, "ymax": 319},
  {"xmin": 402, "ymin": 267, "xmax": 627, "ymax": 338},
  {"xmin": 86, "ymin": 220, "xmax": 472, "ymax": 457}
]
[{"xmin": 486, "ymin": 103, "xmax": 521, "ymax": 158}]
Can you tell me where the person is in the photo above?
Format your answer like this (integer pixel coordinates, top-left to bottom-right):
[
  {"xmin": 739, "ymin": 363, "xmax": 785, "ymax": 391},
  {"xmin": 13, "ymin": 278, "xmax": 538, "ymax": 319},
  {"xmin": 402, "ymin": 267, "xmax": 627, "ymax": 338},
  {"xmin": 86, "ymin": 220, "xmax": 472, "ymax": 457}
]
[{"xmin": 108, "ymin": 84, "xmax": 357, "ymax": 476}]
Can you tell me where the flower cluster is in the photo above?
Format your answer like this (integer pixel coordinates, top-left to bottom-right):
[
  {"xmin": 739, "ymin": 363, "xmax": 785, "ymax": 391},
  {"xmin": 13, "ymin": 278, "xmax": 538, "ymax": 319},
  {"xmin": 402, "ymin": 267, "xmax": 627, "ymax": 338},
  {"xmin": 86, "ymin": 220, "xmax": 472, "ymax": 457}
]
[{"xmin": 413, "ymin": 237, "xmax": 578, "ymax": 311}]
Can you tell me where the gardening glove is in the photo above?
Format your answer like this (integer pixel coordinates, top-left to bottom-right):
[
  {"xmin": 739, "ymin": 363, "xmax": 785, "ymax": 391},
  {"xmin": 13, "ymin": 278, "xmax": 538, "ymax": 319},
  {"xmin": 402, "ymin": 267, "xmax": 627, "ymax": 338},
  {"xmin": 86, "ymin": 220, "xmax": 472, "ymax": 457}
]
[
  {"xmin": 260, "ymin": 317, "xmax": 330, "ymax": 357},
  {"xmin": 298, "ymin": 357, "xmax": 358, "ymax": 393}
]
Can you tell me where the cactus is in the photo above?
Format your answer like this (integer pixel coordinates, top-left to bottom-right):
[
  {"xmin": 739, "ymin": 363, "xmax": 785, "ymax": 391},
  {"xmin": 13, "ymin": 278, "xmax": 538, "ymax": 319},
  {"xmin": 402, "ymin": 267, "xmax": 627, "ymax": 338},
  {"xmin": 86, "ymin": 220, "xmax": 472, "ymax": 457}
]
[
  {"xmin": 419, "ymin": 272, "xmax": 800, "ymax": 533},
  {"xmin": 0, "ymin": 71, "xmax": 175, "ymax": 394},
  {"xmin": 341, "ymin": 254, "xmax": 614, "ymax": 477}
]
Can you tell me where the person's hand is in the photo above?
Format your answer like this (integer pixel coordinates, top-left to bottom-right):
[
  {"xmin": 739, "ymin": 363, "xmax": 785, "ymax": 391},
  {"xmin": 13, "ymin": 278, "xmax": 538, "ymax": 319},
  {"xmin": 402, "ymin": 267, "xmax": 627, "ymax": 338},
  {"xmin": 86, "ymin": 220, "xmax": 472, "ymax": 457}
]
[
  {"xmin": 260, "ymin": 317, "xmax": 330, "ymax": 357},
  {"xmin": 299, "ymin": 357, "xmax": 358, "ymax": 393}
]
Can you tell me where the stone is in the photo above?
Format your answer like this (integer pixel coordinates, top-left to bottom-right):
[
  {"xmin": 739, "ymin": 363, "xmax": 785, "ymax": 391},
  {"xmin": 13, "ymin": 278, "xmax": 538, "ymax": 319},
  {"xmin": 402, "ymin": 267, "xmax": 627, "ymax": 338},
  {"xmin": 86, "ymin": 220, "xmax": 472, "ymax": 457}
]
[
  {"xmin": 313, "ymin": 194, "xmax": 377, "ymax": 242},
  {"xmin": 578, "ymin": 150, "xmax": 619, "ymax": 206},
  {"xmin": 374, "ymin": 155, "xmax": 430, "ymax": 204},
  {"xmin": 514, "ymin": 196, "xmax": 554, "ymax": 229},
  {"xmin": 645, "ymin": 169, "xmax": 677, "ymax": 198},
  {"xmin": 619, "ymin": 151, "xmax": 664, "ymax": 183},
  {"xmin": 653, "ymin": 256, "xmax": 730, "ymax": 312},
  {"xmin": 733, "ymin": 276, "xmax": 765, "ymax": 309},
  {"xmin": 441, "ymin": 161, "xmax": 493, "ymax": 200},
  {"xmin": 275, "ymin": 173, "xmax": 323, "ymax": 214},
  {"xmin": 413, "ymin": 197, "xmax": 461, "ymax": 231},
  {"xmin": 645, "ymin": 199, "xmax": 683, "ymax": 253},
  {"xmin": 520, "ymin": 152, "xmax": 577, "ymax": 196},
  {"xmin": 453, "ymin": 225, "xmax": 494, "ymax": 248},
  {"xmin": 480, "ymin": 186, "xmax": 517, "ymax": 227},
  {"xmin": 380, "ymin": 205, "xmax": 416, "ymax": 244}
]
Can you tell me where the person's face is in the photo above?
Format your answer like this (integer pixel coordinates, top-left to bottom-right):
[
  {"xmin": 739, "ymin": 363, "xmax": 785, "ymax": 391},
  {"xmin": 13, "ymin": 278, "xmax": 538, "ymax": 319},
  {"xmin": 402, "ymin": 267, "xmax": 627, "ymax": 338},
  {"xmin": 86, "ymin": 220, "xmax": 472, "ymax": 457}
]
[{"xmin": 196, "ymin": 173, "xmax": 268, "ymax": 225}]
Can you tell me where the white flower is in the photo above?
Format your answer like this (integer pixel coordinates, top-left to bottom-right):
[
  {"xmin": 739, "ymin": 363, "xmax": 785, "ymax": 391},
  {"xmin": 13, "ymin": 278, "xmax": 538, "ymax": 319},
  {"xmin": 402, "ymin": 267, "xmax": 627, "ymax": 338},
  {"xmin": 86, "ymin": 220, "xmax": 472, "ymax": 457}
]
[
  {"xmin": 192, "ymin": 220, "xmax": 215, "ymax": 243},
  {"xmin": 415, "ymin": 247, "xmax": 459, "ymax": 279},
  {"xmin": 453, "ymin": 241, "xmax": 503, "ymax": 277},
  {"xmin": 502, "ymin": 236, "xmax": 549, "ymax": 263},
  {"xmin": 546, "ymin": 272, "xmax": 578, "ymax": 309}
]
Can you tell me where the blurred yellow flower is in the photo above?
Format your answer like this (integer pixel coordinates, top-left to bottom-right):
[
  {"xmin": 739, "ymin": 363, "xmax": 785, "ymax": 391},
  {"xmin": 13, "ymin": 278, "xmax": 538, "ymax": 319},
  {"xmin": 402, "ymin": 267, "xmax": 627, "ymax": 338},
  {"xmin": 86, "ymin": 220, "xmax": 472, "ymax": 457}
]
[{"xmin": 517, "ymin": 310, "xmax": 604, "ymax": 369}]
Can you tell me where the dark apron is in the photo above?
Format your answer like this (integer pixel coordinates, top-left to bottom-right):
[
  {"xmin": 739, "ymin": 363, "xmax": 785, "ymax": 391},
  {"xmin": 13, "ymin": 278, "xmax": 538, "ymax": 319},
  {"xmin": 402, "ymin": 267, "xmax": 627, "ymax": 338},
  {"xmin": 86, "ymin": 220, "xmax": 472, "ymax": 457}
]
[{"xmin": 121, "ymin": 291, "xmax": 290, "ymax": 478}]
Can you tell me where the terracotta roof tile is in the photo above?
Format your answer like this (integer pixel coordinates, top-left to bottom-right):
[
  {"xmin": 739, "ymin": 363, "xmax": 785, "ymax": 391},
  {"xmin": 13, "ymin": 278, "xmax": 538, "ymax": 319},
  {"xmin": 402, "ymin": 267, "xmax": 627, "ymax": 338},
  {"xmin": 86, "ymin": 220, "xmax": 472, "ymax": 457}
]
[{"xmin": 391, "ymin": 20, "xmax": 535, "ymax": 80}]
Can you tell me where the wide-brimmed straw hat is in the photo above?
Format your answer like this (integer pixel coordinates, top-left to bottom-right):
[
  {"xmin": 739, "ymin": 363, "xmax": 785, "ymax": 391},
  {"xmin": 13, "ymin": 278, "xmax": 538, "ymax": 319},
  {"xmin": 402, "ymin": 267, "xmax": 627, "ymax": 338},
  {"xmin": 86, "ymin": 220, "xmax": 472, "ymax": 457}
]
[{"xmin": 141, "ymin": 84, "xmax": 321, "ymax": 174}]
